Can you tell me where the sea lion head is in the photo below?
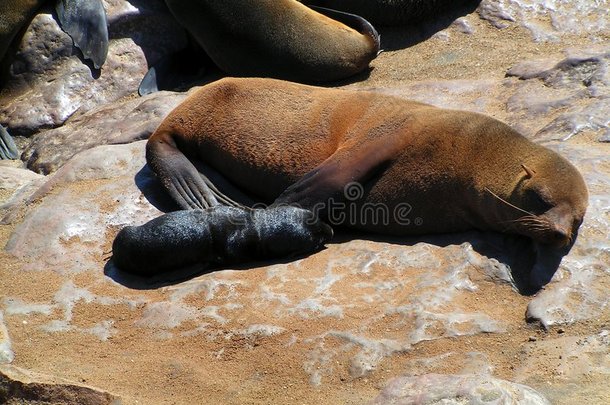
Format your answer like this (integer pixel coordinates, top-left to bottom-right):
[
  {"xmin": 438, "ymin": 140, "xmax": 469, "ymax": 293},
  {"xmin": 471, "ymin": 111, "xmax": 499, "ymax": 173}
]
[
  {"xmin": 504, "ymin": 153, "xmax": 588, "ymax": 249},
  {"xmin": 253, "ymin": 206, "xmax": 334, "ymax": 258}
]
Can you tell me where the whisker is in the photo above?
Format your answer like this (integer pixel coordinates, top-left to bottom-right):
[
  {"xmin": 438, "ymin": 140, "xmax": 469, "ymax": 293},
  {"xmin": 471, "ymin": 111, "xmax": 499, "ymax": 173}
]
[{"xmin": 484, "ymin": 187, "xmax": 535, "ymax": 216}]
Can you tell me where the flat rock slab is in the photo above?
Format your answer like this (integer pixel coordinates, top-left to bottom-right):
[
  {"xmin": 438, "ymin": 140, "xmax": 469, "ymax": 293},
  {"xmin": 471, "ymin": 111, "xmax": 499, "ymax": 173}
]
[
  {"xmin": 373, "ymin": 373, "xmax": 551, "ymax": 404},
  {"xmin": 0, "ymin": 364, "xmax": 120, "ymax": 404},
  {"xmin": 21, "ymin": 90, "xmax": 189, "ymax": 174}
]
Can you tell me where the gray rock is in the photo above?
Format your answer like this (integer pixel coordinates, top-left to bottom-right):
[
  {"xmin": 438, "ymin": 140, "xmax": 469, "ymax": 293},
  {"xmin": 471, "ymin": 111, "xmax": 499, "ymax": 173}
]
[
  {"xmin": 0, "ymin": 364, "xmax": 120, "ymax": 404},
  {"xmin": 0, "ymin": 166, "xmax": 43, "ymax": 191},
  {"xmin": 21, "ymin": 89, "xmax": 189, "ymax": 174},
  {"xmin": 372, "ymin": 373, "xmax": 551, "ymax": 405},
  {"xmin": 478, "ymin": 0, "xmax": 608, "ymax": 41},
  {"xmin": 0, "ymin": 1, "xmax": 187, "ymax": 136},
  {"xmin": 3, "ymin": 141, "xmax": 164, "ymax": 273}
]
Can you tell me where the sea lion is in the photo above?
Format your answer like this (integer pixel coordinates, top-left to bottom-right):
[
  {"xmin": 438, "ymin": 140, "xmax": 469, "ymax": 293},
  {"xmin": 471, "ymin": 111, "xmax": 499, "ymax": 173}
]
[
  {"xmin": 112, "ymin": 205, "xmax": 333, "ymax": 275},
  {"xmin": 163, "ymin": 0, "xmax": 380, "ymax": 83},
  {"xmin": 301, "ymin": 0, "xmax": 479, "ymax": 26},
  {"xmin": 146, "ymin": 78, "xmax": 589, "ymax": 286},
  {"xmin": 55, "ymin": 0, "xmax": 108, "ymax": 69},
  {"xmin": 0, "ymin": 125, "xmax": 19, "ymax": 160},
  {"xmin": 0, "ymin": 0, "xmax": 108, "ymax": 70}
]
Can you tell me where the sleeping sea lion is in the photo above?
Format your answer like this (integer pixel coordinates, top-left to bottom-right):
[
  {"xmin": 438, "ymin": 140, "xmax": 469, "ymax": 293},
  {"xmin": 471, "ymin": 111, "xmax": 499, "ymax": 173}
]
[
  {"xmin": 146, "ymin": 77, "xmax": 588, "ymax": 287},
  {"xmin": 112, "ymin": 205, "xmax": 333, "ymax": 275},
  {"xmin": 163, "ymin": 0, "xmax": 380, "ymax": 82},
  {"xmin": 301, "ymin": 0, "xmax": 479, "ymax": 26}
]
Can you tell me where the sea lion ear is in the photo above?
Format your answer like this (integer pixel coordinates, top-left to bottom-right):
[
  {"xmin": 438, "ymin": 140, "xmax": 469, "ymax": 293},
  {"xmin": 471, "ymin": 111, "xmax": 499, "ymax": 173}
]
[{"xmin": 521, "ymin": 164, "xmax": 536, "ymax": 179}]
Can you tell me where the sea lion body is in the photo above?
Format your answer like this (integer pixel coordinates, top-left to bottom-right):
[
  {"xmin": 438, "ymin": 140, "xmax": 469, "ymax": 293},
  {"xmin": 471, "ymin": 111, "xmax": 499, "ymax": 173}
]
[
  {"xmin": 301, "ymin": 0, "xmax": 477, "ymax": 25},
  {"xmin": 164, "ymin": 0, "xmax": 380, "ymax": 82},
  {"xmin": 112, "ymin": 206, "xmax": 333, "ymax": 275},
  {"xmin": 147, "ymin": 77, "xmax": 588, "ymax": 250}
]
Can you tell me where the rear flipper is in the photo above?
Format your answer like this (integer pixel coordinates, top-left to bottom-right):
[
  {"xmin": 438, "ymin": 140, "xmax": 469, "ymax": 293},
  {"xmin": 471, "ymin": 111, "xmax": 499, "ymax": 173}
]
[
  {"xmin": 55, "ymin": 0, "xmax": 109, "ymax": 69},
  {"xmin": 309, "ymin": 6, "xmax": 381, "ymax": 54},
  {"xmin": 146, "ymin": 129, "xmax": 245, "ymax": 210},
  {"xmin": 0, "ymin": 126, "xmax": 19, "ymax": 160}
]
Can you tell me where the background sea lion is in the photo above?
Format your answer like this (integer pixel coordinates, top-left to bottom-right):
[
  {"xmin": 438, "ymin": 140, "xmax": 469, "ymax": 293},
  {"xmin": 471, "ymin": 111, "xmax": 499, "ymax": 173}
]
[
  {"xmin": 0, "ymin": 126, "xmax": 19, "ymax": 160},
  {"xmin": 163, "ymin": 0, "xmax": 380, "ymax": 83},
  {"xmin": 146, "ymin": 77, "xmax": 589, "ymax": 287},
  {"xmin": 112, "ymin": 205, "xmax": 333, "ymax": 276},
  {"xmin": 55, "ymin": 0, "xmax": 108, "ymax": 69},
  {"xmin": 301, "ymin": 0, "xmax": 480, "ymax": 25},
  {"xmin": 0, "ymin": 0, "xmax": 108, "ymax": 69}
]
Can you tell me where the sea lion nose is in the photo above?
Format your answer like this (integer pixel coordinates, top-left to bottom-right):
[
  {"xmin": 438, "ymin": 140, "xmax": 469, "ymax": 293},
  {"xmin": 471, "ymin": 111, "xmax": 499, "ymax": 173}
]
[
  {"xmin": 549, "ymin": 228, "xmax": 570, "ymax": 248},
  {"xmin": 543, "ymin": 204, "xmax": 573, "ymax": 247}
]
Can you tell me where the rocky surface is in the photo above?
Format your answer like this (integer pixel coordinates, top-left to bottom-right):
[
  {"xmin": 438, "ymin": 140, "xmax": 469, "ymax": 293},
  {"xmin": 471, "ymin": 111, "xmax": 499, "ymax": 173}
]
[
  {"xmin": 0, "ymin": 1, "xmax": 609, "ymax": 404},
  {"xmin": 0, "ymin": 364, "xmax": 120, "ymax": 405},
  {"xmin": 21, "ymin": 90, "xmax": 189, "ymax": 174},
  {"xmin": 0, "ymin": 0, "xmax": 186, "ymax": 137}
]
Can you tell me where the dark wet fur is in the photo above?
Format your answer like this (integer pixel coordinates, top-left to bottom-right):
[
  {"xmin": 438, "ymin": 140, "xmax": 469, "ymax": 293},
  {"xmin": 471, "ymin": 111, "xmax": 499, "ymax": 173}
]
[
  {"xmin": 112, "ymin": 206, "xmax": 333, "ymax": 276},
  {"xmin": 55, "ymin": 0, "xmax": 108, "ymax": 69}
]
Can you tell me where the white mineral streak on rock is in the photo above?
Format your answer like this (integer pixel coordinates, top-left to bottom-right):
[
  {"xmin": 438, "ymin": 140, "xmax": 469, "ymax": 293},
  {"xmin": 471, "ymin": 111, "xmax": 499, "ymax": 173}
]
[
  {"xmin": 4, "ymin": 142, "xmax": 161, "ymax": 273},
  {"xmin": 0, "ymin": 311, "xmax": 15, "ymax": 364},
  {"xmin": 373, "ymin": 373, "xmax": 551, "ymax": 404},
  {"xmin": 478, "ymin": 0, "xmax": 608, "ymax": 40}
]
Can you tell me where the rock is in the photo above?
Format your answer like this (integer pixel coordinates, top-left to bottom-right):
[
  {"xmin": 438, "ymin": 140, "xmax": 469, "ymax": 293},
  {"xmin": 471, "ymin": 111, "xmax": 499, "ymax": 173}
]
[
  {"xmin": 0, "ymin": 364, "xmax": 120, "ymax": 404},
  {"xmin": 503, "ymin": 45, "xmax": 610, "ymax": 142},
  {"xmin": 0, "ymin": 311, "xmax": 14, "ymax": 364},
  {"xmin": 478, "ymin": 0, "xmax": 608, "ymax": 41},
  {"xmin": 21, "ymin": 89, "xmax": 189, "ymax": 174},
  {"xmin": 372, "ymin": 373, "xmax": 551, "ymax": 404},
  {"xmin": 0, "ymin": 166, "xmax": 43, "ymax": 192},
  {"xmin": 3, "ymin": 141, "xmax": 165, "ymax": 272},
  {"xmin": 0, "ymin": 1, "xmax": 187, "ymax": 136}
]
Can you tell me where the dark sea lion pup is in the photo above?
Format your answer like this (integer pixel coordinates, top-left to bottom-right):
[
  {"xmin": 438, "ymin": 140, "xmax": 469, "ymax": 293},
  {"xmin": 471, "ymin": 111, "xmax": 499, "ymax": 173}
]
[
  {"xmin": 146, "ymin": 77, "xmax": 588, "ymax": 289},
  {"xmin": 163, "ymin": 0, "xmax": 380, "ymax": 82},
  {"xmin": 112, "ymin": 206, "xmax": 333, "ymax": 276}
]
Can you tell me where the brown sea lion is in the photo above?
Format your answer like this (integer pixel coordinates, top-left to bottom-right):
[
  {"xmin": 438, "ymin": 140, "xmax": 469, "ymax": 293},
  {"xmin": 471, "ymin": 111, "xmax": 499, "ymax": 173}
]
[
  {"xmin": 163, "ymin": 0, "xmax": 380, "ymax": 83},
  {"xmin": 112, "ymin": 205, "xmax": 333, "ymax": 276},
  {"xmin": 146, "ymin": 77, "xmax": 588, "ymax": 287},
  {"xmin": 301, "ymin": 0, "xmax": 480, "ymax": 26}
]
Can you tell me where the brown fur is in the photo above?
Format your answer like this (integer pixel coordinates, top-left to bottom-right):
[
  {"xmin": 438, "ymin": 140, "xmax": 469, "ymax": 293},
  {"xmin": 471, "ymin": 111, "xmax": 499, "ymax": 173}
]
[
  {"xmin": 164, "ymin": 0, "xmax": 379, "ymax": 82},
  {"xmin": 147, "ymin": 77, "xmax": 588, "ymax": 247},
  {"xmin": 0, "ymin": 0, "xmax": 45, "ymax": 63}
]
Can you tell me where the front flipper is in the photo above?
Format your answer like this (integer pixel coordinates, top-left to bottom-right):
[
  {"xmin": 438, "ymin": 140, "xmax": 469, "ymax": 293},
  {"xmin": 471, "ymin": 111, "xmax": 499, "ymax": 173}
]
[
  {"xmin": 274, "ymin": 126, "xmax": 412, "ymax": 211},
  {"xmin": 0, "ymin": 126, "xmax": 19, "ymax": 160},
  {"xmin": 146, "ymin": 129, "xmax": 244, "ymax": 210},
  {"xmin": 55, "ymin": 0, "xmax": 109, "ymax": 69}
]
